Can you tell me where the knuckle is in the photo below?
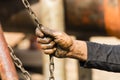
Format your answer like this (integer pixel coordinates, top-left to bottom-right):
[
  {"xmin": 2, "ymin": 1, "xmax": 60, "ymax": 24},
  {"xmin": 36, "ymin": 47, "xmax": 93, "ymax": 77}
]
[
  {"xmin": 45, "ymin": 38, "xmax": 52, "ymax": 43},
  {"xmin": 37, "ymin": 37, "xmax": 52, "ymax": 44},
  {"xmin": 40, "ymin": 42, "xmax": 55, "ymax": 49},
  {"xmin": 43, "ymin": 48, "xmax": 56, "ymax": 55},
  {"xmin": 35, "ymin": 28, "xmax": 40, "ymax": 35},
  {"xmin": 43, "ymin": 50, "xmax": 50, "ymax": 54},
  {"xmin": 37, "ymin": 38, "xmax": 41, "ymax": 42},
  {"xmin": 35, "ymin": 28, "xmax": 44, "ymax": 37},
  {"xmin": 44, "ymin": 50, "xmax": 53, "ymax": 54},
  {"xmin": 47, "ymin": 38, "xmax": 52, "ymax": 42},
  {"xmin": 41, "ymin": 44, "xmax": 47, "ymax": 49},
  {"xmin": 53, "ymin": 48, "xmax": 57, "ymax": 51},
  {"xmin": 50, "ymin": 41, "xmax": 55, "ymax": 46}
]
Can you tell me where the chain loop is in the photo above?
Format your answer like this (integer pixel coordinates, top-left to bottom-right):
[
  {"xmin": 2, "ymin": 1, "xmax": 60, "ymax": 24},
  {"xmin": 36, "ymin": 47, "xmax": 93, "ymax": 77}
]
[
  {"xmin": 21, "ymin": 0, "xmax": 55, "ymax": 80},
  {"xmin": 8, "ymin": 46, "xmax": 31, "ymax": 80},
  {"xmin": 49, "ymin": 55, "xmax": 55, "ymax": 80},
  {"xmin": 22, "ymin": 0, "xmax": 30, "ymax": 8}
]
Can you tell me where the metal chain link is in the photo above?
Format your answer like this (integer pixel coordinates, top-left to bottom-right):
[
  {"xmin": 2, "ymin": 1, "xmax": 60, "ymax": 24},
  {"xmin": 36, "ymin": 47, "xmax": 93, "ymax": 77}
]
[
  {"xmin": 22, "ymin": 0, "xmax": 42, "ymax": 28},
  {"xmin": 21, "ymin": 0, "xmax": 55, "ymax": 80},
  {"xmin": 49, "ymin": 55, "xmax": 55, "ymax": 80},
  {"xmin": 8, "ymin": 46, "xmax": 31, "ymax": 80}
]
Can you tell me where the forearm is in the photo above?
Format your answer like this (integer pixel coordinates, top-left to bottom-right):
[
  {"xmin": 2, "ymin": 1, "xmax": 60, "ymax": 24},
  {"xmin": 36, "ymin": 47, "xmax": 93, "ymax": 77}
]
[{"xmin": 66, "ymin": 40, "xmax": 120, "ymax": 72}]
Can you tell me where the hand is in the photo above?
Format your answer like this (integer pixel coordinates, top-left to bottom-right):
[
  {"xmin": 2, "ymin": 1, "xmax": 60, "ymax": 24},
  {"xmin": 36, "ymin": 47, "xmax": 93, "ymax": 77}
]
[{"xmin": 35, "ymin": 26, "xmax": 73, "ymax": 58}]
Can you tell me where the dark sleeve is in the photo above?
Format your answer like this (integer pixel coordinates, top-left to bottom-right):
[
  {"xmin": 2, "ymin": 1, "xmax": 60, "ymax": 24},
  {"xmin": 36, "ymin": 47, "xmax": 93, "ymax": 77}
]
[{"xmin": 80, "ymin": 41, "xmax": 120, "ymax": 72}]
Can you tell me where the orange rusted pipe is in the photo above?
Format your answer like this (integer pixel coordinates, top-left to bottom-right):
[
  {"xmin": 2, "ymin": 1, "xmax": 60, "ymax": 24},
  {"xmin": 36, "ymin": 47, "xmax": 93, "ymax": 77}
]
[
  {"xmin": 65, "ymin": 0, "xmax": 120, "ymax": 38},
  {"xmin": 104, "ymin": 0, "xmax": 120, "ymax": 38},
  {"xmin": 0, "ymin": 24, "xmax": 18, "ymax": 80}
]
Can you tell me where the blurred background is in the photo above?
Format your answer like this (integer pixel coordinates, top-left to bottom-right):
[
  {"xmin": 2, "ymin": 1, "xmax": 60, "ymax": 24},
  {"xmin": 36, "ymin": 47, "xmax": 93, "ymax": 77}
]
[{"xmin": 0, "ymin": 0, "xmax": 120, "ymax": 80}]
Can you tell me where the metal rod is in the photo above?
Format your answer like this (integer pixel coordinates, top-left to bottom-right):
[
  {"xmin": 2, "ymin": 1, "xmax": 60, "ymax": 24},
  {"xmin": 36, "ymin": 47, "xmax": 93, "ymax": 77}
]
[{"xmin": 0, "ymin": 24, "xmax": 18, "ymax": 80}]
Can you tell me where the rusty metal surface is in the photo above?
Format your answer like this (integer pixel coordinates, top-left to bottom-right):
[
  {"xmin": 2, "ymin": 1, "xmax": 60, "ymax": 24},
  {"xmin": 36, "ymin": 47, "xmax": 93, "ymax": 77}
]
[
  {"xmin": 1, "ymin": 0, "xmax": 105, "ymax": 29},
  {"xmin": 2, "ymin": 0, "xmax": 118, "ymax": 38},
  {"xmin": 0, "ymin": 25, "xmax": 18, "ymax": 80},
  {"xmin": 104, "ymin": 0, "xmax": 120, "ymax": 38},
  {"xmin": 64, "ymin": 0, "xmax": 104, "ymax": 30},
  {"xmin": 1, "ymin": 0, "xmax": 105, "ymax": 32}
]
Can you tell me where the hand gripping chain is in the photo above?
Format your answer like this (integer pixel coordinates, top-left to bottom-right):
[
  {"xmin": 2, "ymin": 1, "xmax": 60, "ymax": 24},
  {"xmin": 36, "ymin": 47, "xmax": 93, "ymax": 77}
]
[{"xmin": 22, "ymin": 0, "xmax": 55, "ymax": 80}]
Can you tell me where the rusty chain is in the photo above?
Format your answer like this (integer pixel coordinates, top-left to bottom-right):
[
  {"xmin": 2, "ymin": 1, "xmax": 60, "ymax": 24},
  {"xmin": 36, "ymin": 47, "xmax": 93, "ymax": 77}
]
[
  {"xmin": 49, "ymin": 55, "xmax": 55, "ymax": 80},
  {"xmin": 22, "ymin": 0, "xmax": 42, "ymax": 28},
  {"xmin": 8, "ymin": 46, "xmax": 31, "ymax": 80},
  {"xmin": 22, "ymin": 0, "xmax": 55, "ymax": 80}
]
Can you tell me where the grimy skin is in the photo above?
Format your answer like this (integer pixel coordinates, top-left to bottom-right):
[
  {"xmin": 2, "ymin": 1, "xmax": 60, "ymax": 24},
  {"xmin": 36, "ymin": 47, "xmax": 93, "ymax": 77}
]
[{"xmin": 36, "ymin": 26, "xmax": 87, "ymax": 61}]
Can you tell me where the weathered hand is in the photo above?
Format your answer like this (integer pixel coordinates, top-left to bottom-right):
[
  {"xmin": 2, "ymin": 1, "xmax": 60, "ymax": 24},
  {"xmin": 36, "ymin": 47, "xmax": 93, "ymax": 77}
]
[{"xmin": 35, "ymin": 26, "xmax": 73, "ymax": 58}]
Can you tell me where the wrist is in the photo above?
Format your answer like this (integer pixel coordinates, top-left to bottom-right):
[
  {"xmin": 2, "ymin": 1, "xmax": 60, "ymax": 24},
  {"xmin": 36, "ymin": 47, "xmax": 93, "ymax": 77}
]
[{"xmin": 66, "ymin": 40, "xmax": 87, "ymax": 61}]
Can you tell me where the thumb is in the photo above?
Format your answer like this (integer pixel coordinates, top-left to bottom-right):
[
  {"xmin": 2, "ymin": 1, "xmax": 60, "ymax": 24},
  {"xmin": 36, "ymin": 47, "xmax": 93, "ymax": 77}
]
[{"xmin": 41, "ymin": 26, "xmax": 56, "ymax": 37}]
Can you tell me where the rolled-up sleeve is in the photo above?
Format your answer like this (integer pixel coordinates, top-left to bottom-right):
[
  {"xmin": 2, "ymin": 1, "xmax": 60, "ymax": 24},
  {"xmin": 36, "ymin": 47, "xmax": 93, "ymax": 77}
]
[{"xmin": 80, "ymin": 41, "xmax": 120, "ymax": 72}]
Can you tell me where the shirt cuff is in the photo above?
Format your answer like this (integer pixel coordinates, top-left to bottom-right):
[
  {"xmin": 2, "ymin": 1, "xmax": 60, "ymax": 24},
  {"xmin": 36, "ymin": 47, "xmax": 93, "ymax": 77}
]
[{"xmin": 79, "ymin": 41, "xmax": 120, "ymax": 72}]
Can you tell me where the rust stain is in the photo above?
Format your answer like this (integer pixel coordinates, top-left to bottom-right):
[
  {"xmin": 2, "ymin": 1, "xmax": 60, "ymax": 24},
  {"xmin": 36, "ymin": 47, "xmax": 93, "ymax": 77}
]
[
  {"xmin": 65, "ymin": 0, "xmax": 104, "ymax": 27},
  {"xmin": 104, "ymin": 0, "xmax": 120, "ymax": 38},
  {"xmin": 0, "ymin": 25, "xmax": 18, "ymax": 80}
]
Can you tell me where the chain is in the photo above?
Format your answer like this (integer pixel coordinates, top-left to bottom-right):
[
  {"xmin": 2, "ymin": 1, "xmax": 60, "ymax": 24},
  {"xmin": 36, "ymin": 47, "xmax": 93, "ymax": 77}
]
[
  {"xmin": 8, "ymin": 46, "xmax": 31, "ymax": 80},
  {"xmin": 22, "ymin": 0, "xmax": 42, "ymax": 28},
  {"xmin": 21, "ymin": 0, "xmax": 55, "ymax": 80},
  {"xmin": 49, "ymin": 55, "xmax": 55, "ymax": 80}
]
